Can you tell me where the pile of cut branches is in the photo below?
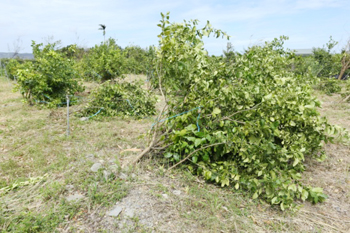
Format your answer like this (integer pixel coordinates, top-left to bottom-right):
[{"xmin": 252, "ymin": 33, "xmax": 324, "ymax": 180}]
[{"xmin": 132, "ymin": 13, "xmax": 349, "ymax": 210}]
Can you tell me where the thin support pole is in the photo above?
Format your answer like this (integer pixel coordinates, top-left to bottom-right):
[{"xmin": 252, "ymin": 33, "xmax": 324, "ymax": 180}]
[{"xmin": 66, "ymin": 94, "xmax": 70, "ymax": 136}]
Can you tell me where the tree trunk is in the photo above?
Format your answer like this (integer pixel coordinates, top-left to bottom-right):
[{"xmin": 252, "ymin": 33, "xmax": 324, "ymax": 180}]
[
  {"xmin": 338, "ymin": 67, "xmax": 346, "ymax": 80},
  {"xmin": 338, "ymin": 55, "xmax": 350, "ymax": 80}
]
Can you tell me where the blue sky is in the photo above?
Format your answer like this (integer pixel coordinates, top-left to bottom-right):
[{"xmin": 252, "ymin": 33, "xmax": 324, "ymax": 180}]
[{"xmin": 1, "ymin": 0, "xmax": 349, "ymax": 55}]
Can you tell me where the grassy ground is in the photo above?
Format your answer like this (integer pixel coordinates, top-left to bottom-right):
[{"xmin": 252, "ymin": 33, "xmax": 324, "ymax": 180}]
[{"xmin": 0, "ymin": 75, "xmax": 349, "ymax": 232}]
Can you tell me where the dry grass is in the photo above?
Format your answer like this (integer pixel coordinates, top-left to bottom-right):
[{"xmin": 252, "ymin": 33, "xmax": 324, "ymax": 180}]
[{"xmin": 1, "ymin": 76, "xmax": 350, "ymax": 232}]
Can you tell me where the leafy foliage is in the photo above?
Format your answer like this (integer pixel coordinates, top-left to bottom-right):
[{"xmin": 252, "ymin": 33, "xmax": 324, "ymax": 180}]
[
  {"xmin": 292, "ymin": 37, "xmax": 347, "ymax": 80},
  {"xmin": 81, "ymin": 81, "xmax": 156, "ymax": 118},
  {"xmin": 292, "ymin": 55, "xmax": 320, "ymax": 77},
  {"xmin": 153, "ymin": 12, "xmax": 229, "ymax": 93},
  {"xmin": 80, "ymin": 38, "xmax": 126, "ymax": 82},
  {"xmin": 223, "ymin": 42, "xmax": 237, "ymax": 64},
  {"xmin": 317, "ymin": 78, "xmax": 342, "ymax": 95},
  {"xmin": 79, "ymin": 40, "xmax": 156, "ymax": 82},
  {"xmin": 57, "ymin": 44, "xmax": 86, "ymax": 60},
  {"xmin": 123, "ymin": 45, "xmax": 155, "ymax": 75},
  {"xmin": 312, "ymin": 37, "xmax": 341, "ymax": 77},
  {"xmin": 154, "ymin": 13, "xmax": 348, "ymax": 210},
  {"xmin": 14, "ymin": 41, "xmax": 84, "ymax": 106},
  {"xmin": 1, "ymin": 58, "xmax": 21, "ymax": 80}
]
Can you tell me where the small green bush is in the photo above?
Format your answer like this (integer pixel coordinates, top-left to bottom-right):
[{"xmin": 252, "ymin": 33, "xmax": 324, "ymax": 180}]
[
  {"xmin": 1, "ymin": 58, "xmax": 20, "ymax": 80},
  {"xmin": 14, "ymin": 41, "xmax": 84, "ymax": 106}
]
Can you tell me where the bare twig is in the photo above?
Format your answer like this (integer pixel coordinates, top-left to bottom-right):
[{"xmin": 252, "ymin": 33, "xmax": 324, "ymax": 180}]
[
  {"xmin": 152, "ymin": 143, "xmax": 173, "ymax": 150},
  {"xmin": 220, "ymin": 117, "xmax": 246, "ymax": 125},
  {"xmin": 156, "ymin": 63, "xmax": 167, "ymax": 104},
  {"xmin": 343, "ymin": 94, "xmax": 350, "ymax": 102},
  {"xmin": 153, "ymin": 127, "xmax": 172, "ymax": 147},
  {"xmin": 167, "ymin": 142, "xmax": 226, "ymax": 171},
  {"xmin": 234, "ymin": 221, "xmax": 238, "ymax": 232}
]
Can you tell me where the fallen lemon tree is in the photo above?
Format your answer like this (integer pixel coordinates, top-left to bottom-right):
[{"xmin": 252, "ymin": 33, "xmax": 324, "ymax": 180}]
[{"xmin": 138, "ymin": 13, "xmax": 349, "ymax": 210}]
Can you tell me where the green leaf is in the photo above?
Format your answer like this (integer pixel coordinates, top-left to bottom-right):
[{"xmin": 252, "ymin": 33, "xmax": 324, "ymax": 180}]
[
  {"xmin": 293, "ymin": 158, "xmax": 299, "ymax": 167},
  {"xmin": 264, "ymin": 93, "xmax": 273, "ymax": 100},
  {"xmin": 204, "ymin": 170, "xmax": 212, "ymax": 180},
  {"xmin": 202, "ymin": 153, "xmax": 210, "ymax": 162},
  {"xmin": 235, "ymin": 183, "xmax": 239, "ymax": 190},
  {"xmin": 186, "ymin": 124, "xmax": 197, "ymax": 131},
  {"xmin": 221, "ymin": 178, "xmax": 229, "ymax": 187},
  {"xmin": 212, "ymin": 107, "xmax": 221, "ymax": 116},
  {"xmin": 164, "ymin": 152, "xmax": 173, "ymax": 158},
  {"xmin": 288, "ymin": 184, "xmax": 297, "ymax": 192},
  {"xmin": 177, "ymin": 129, "xmax": 188, "ymax": 137},
  {"xmin": 173, "ymin": 154, "xmax": 180, "ymax": 161},
  {"xmin": 192, "ymin": 156, "xmax": 198, "ymax": 163},
  {"xmin": 301, "ymin": 189, "xmax": 309, "ymax": 201},
  {"xmin": 185, "ymin": 137, "xmax": 196, "ymax": 142},
  {"xmin": 311, "ymin": 187, "xmax": 323, "ymax": 193},
  {"xmin": 271, "ymin": 197, "xmax": 278, "ymax": 204},
  {"xmin": 280, "ymin": 202, "xmax": 285, "ymax": 211},
  {"xmin": 194, "ymin": 138, "xmax": 203, "ymax": 147}
]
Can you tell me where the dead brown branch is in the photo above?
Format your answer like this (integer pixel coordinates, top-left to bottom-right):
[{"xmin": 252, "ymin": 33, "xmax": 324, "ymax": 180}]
[{"xmin": 343, "ymin": 94, "xmax": 350, "ymax": 102}]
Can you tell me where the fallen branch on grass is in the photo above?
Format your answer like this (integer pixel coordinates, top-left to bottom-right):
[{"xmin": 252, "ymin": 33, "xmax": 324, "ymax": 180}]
[
  {"xmin": 120, "ymin": 148, "xmax": 142, "ymax": 153},
  {"xmin": 343, "ymin": 94, "xmax": 350, "ymax": 102}
]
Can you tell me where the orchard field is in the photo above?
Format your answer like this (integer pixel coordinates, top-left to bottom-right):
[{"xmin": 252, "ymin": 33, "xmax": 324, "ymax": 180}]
[
  {"xmin": 1, "ymin": 13, "xmax": 350, "ymax": 232},
  {"xmin": 0, "ymin": 74, "xmax": 349, "ymax": 232}
]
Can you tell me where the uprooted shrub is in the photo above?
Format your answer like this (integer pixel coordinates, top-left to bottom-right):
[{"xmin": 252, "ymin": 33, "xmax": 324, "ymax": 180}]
[
  {"xmin": 81, "ymin": 81, "xmax": 156, "ymax": 119},
  {"xmin": 151, "ymin": 13, "xmax": 349, "ymax": 210},
  {"xmin": 14, "ymin": 41, "xmax": 84, "ymax": 106}
]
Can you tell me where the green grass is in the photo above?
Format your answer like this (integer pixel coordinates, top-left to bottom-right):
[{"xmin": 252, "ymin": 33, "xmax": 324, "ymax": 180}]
[
  {"xmin": 1, "ymin": 76, "xmax": 350, "ymax": 232},
  {"xmin": 1, "ymin": 201, "xmax": 81, "ymax": 233},
  {"xmin": 0, "ymin": 77, "xmax": 134, "ymax": 231}
]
